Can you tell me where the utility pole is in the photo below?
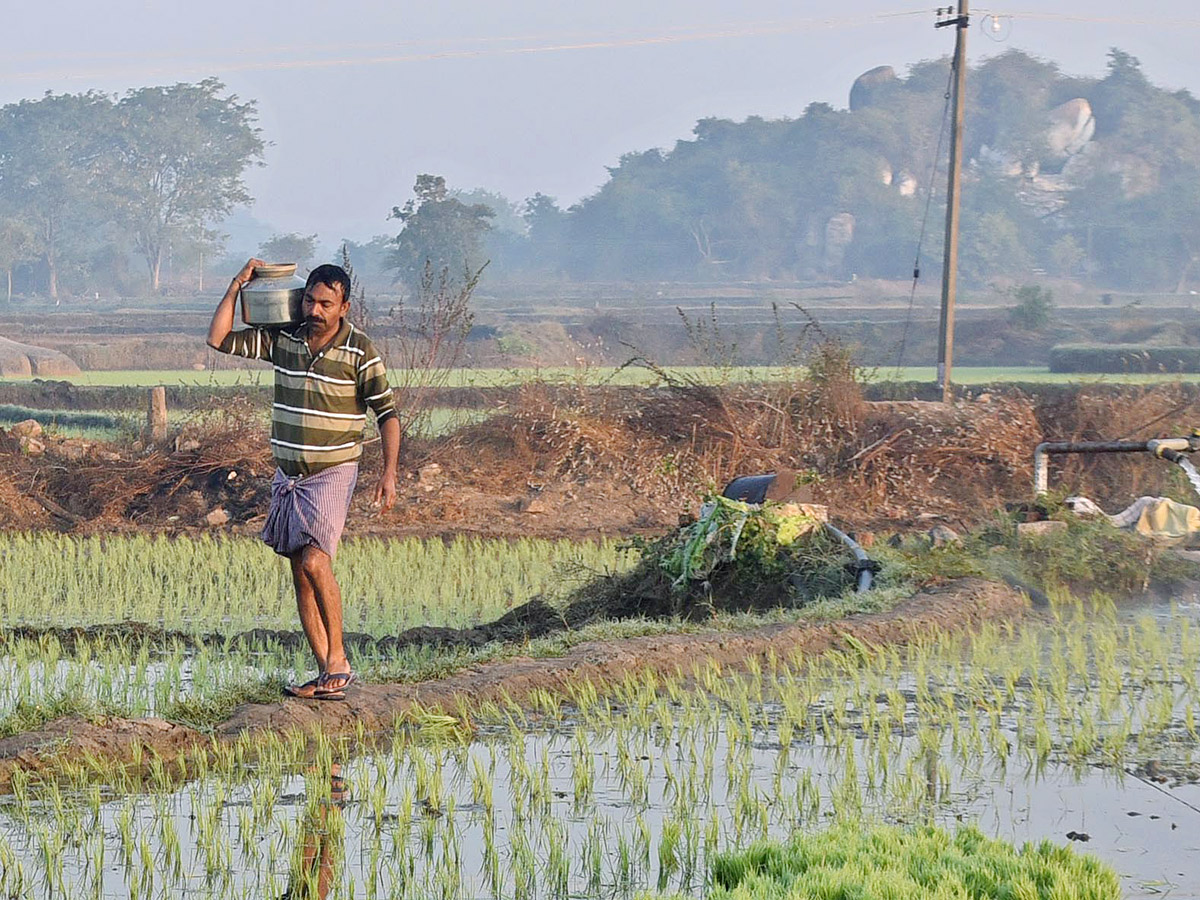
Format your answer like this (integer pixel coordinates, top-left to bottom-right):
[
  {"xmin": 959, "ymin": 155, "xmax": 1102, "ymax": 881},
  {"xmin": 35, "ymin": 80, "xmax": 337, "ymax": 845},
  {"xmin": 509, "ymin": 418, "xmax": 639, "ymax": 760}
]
[{"xmin": 936, "ymin": 0, "xmax": 968, "ymax": 403}]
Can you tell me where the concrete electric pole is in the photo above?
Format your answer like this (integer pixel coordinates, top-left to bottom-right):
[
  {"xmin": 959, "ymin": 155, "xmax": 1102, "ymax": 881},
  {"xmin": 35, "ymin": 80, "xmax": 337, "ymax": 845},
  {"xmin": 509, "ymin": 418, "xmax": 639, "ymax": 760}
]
[{"xmin": 936, "ymin": 0, "xmax": 968, "ymax": 403}]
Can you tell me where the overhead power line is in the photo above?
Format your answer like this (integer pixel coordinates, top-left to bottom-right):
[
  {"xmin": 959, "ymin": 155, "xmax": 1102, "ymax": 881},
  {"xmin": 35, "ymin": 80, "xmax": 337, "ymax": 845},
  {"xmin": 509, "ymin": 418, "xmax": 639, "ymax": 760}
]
[
  {"xmin": 975, "ymin": 10, "xmax": 1200, "ymax": 27},
  {"xmin": 0, "ymin": 11, "xmax": 929, "ymax": 84},
  {"xmin": 7, "ymin": 7, "xmax": 1199, "ymax": 86}
]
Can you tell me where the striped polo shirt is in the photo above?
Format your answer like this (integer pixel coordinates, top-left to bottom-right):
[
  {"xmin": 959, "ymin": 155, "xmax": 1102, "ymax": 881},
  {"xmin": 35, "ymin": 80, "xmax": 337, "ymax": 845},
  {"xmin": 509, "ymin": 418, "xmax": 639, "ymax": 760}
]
[{"xmin": 217, "ymin": 319, "xmax": 396, "ymax": 476}]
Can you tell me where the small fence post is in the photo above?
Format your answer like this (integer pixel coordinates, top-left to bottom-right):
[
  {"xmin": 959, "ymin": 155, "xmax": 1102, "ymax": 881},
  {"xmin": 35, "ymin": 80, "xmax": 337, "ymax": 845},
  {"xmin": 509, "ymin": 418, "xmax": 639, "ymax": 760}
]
[{"xmin": 146, "ymin": 385, "xmax": 168, "ymax": 444}]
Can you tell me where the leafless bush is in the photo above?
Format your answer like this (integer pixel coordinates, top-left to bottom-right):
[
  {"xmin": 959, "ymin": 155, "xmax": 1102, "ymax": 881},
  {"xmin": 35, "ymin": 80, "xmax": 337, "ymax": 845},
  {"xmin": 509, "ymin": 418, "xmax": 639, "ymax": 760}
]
[
  {"xmin": 675, "ymin": 303, "xmax": 739, "ymax": 370},
  {"xmin": 796, "ymin": 339, "xmax": 866, "ymax": 449},
  {"xmin": 383, "ymin": 261, "xmax": 484, "ymax": 436},
  {"xmin": 1035, "ymin": 383, "xmax": 1200, "ymax": 505}
]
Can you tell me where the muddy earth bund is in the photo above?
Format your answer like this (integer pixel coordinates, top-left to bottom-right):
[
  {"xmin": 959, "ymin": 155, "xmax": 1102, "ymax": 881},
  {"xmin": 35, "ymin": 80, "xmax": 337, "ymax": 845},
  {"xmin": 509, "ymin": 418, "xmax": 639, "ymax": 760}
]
[
  {"xmin": 0, "ymin": 578, "xmax": 1025, "ymax": 789},
  {"xmin": 7, "ymin": 380, "xmax": 1200, "ymax": 538}
]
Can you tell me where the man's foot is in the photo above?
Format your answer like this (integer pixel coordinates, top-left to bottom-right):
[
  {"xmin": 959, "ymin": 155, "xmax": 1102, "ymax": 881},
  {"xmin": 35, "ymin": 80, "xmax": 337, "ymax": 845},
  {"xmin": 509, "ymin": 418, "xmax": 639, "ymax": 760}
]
[
  {"xmin": 314, "ymin": 670, "xmax": 356, "ymax": 699},
  {"xmin": 284, "ymin": 677, "xmax": 323, "ymax": 699}
]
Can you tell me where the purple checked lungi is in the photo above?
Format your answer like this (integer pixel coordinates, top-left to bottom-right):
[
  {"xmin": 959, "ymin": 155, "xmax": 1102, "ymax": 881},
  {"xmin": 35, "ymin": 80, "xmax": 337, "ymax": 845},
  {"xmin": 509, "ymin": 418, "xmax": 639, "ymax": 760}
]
[{"xmin": 262, "ymin": 462, "xmax": 359, "ymax": 558}]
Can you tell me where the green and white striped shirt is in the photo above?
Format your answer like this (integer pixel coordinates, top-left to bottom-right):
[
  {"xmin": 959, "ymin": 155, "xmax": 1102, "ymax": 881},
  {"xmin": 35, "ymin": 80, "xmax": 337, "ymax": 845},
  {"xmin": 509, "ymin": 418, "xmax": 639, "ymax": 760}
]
[{"xmin": 217, "ymin": 319, "xmax": 396, "ymax": 476}]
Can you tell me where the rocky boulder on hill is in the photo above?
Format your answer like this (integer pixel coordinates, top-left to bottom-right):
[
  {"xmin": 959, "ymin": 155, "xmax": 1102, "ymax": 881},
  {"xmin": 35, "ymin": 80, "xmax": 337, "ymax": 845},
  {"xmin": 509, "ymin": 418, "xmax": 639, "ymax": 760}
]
[
  {"xmin": 849, "ymin": 65, "xmax": 896, "ymax": 111},
  {"xmin": 0, "ymin": 337, "xmax": 81, "ymax": 377},
  {"xmin": 1046, "ymin": 98, "xmax": 1095, "ymax": 159}
]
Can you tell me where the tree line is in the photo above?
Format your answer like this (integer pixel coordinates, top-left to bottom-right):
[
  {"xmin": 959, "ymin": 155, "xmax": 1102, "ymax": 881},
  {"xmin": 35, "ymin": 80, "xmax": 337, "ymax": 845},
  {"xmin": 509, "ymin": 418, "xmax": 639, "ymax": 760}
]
[
  {"xmin": 384, "ymin": 49, "xmax": 1200, "ymax": 293},
  {"xmin": 0, "ymin": 79, "xmax": 263, "ymax": 299},
  {"xmin": 2, "ymin": 49, "xmax": 1198, "ymax": 300}
]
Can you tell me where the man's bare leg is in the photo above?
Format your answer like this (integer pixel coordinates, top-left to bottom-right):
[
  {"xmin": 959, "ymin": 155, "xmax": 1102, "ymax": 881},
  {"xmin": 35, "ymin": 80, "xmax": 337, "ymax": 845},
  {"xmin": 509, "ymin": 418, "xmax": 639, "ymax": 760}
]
[
  {"xmin": 290, "ymin": 552, "xmax": 330, "ymax": 672},
  {"xmin": 299, "ymin": 545, "xmax": 350, "ymax": 681}
]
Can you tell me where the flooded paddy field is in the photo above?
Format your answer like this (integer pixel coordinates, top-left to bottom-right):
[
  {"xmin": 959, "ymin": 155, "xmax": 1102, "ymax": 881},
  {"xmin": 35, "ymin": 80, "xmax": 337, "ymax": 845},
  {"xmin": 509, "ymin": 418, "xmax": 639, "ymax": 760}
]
[
  {"xmin": 0, "ymin": 532, "xmax": 635, "ymax": 732},
  {"xmin": 0, "ymin": 533, "xmax": 635, "ymax": 637},
  {"xmin": 0, "ymin": 594, "xmax": 1196, "ymax": 899}
]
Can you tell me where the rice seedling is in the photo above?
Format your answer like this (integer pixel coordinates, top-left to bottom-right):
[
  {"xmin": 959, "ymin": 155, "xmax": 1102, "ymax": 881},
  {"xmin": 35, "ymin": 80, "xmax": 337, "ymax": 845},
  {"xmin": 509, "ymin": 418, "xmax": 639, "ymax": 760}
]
[
  {"xmin": 0, "ymin": 532, "xmax": 636, "ymax": 636},
  {"xmin": 702, "ymin": 821, "xmax": 1120, "ymax": 900},
  {"xmin": 0, "ymin": 594, "xmax": 1192, "ymax": 899},
  {"xmin": 0, "ymin": 528, "xmax": 648, "ymax": 742}
]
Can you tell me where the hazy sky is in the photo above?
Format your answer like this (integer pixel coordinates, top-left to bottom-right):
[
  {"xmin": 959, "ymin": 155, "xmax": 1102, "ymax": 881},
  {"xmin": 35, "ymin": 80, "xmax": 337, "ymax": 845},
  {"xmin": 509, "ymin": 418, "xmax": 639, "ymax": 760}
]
[{"xmin": 5, "ymin": 2, "xmax": 1200, "ymax": 249}]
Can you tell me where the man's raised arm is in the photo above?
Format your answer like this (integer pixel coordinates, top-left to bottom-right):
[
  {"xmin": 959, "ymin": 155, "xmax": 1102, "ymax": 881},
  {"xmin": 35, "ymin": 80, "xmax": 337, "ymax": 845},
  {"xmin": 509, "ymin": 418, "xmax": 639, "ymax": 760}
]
[{"xmin": 207, "ymin": 258, "xmax": 264, "ymax": 350}]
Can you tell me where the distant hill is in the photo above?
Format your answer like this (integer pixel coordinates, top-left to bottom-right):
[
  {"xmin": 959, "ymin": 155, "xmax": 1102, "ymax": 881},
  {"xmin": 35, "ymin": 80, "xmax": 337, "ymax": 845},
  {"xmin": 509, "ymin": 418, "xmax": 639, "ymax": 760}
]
[{"xmin": 471, "ymin": 49, "xmax": 1200, "ymax": 292}]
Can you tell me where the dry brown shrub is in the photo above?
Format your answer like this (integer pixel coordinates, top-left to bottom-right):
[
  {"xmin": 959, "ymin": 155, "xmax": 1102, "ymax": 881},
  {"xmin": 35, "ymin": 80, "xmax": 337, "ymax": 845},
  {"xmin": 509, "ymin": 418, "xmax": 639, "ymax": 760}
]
[
  {"xmin": 0, "ymin": 432, "xmax": 52, "ymax": 528},
  {"xmin": 795, "ymin": 340, "xmax": 867, "ymax": 445},
  {"xmin": 426, "ymin": 347, "xmax": 1041, "ymax": 527},
  {"xmin": 20, "ymin": 358, "xmax": 1200, "ymax": 536},
  {"xmin": 835, "ymin": 396, "xmax": 1039, "ymax": 521},
  {"xmin": 16, "ymin": 396, "xmax": 274, "ymax": 528},
  {"xmin": 432, "ymin": 377, "xmax": 742, "ymax": 503}
]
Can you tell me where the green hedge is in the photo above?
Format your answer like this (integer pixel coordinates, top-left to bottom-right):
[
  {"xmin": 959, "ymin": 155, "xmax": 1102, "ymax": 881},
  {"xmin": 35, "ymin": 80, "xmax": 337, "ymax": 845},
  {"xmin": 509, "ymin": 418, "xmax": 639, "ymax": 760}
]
[
  {"xmin": 1050, "ymin": 344, "xmax": 1200, "ymax": 373},
  {"xmin": 0, "ymin": 403, "xmax": 124, "ymax": 430}
]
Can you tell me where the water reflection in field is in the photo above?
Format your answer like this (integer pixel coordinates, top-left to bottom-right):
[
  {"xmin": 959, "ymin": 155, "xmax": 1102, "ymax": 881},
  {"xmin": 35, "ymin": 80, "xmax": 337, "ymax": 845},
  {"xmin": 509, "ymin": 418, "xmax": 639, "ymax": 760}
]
[{"xmin": 0, "ymin": 597, "xmax": 1196, "ymax": 899}]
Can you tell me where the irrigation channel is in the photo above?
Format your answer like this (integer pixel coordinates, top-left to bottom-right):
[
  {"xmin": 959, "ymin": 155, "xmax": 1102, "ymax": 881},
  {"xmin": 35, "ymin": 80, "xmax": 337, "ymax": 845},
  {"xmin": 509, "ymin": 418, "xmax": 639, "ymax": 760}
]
[{"xmin": 0, "ymin": 591, "xmax": 1196, "ymax": 898}]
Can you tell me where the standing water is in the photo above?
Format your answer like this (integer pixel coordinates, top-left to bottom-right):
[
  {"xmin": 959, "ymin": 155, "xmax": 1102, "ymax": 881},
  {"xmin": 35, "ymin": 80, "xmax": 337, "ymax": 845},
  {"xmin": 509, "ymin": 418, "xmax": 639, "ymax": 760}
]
[
  {"xmin": 0, "ymin": 597, "xmax": 1197, "ymax": 899},
  {"xmin": 1176, "ymin": 456, "xmax": 1200, "ymax": 499}
]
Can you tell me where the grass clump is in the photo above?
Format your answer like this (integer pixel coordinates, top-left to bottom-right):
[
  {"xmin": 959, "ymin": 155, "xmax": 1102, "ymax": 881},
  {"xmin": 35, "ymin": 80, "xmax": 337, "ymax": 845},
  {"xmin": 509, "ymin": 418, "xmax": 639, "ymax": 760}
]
[
  {"xmin": 1019, "ymin": 515, "xmax": 1159, "ymax": 594},
  {"xmin": 875, "ymin": 502, "xmax": 1200, "ymax": 601},
  {"xmin": 0, "ymin": 694, "xmax": 104, "ymax": 739},
  {"xmin": 700, "ymin": 822, "xmax": 1119, "ymax": 900},
  {"xmin": 155, "ymin": 677, "xmax": 286, "ymax": 732}
]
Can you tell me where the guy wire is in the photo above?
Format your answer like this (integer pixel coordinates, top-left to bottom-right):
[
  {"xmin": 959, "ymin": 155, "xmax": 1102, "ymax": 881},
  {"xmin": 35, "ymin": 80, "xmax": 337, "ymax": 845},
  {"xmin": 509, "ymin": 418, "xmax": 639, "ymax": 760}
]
[{"xmin": 891, "ymin": 61, "xmax": 957, "ymax": 383}]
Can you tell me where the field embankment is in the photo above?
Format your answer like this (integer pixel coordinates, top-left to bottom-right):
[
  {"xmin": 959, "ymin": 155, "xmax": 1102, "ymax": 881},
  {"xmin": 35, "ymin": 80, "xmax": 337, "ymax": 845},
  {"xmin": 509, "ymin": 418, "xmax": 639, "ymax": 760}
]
[
  {"xmin": 0, "ymin": 577, "xmax": 1025, "ymax": 790},
  {"xmin": 2, "ymin": 377, "xmax": 1200, "ymax": 538}
]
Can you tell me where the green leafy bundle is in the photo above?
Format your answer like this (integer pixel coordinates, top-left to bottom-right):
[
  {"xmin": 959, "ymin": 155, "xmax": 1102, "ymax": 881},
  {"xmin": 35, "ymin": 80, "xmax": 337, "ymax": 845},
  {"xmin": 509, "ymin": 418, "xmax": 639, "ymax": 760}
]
[{"xmin": 656, "ymin": 495, "xmax": 849, "ymax": 605}]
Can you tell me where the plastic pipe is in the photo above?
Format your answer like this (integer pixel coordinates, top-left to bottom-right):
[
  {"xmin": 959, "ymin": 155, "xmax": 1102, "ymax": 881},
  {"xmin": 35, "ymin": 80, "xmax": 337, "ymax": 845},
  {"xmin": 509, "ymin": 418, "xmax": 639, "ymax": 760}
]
[
  {"xmin": 1035, "ymin": 440, "xmax": 1156, "ymax": 494},
  {"xmin": 1156, "ymin": 446, "xmax": 1186, "ymax": 464},
  {"xmin": 1033, "ymin": 436, "xmax": 1199, "ymax": 494},
  {"xmin": 825, "ymin": 524, "xmax": 877, "ymax": 593},
  {"xmin": 1147, "ymin": 438, "xmax": 1192, "ymax": 459}
]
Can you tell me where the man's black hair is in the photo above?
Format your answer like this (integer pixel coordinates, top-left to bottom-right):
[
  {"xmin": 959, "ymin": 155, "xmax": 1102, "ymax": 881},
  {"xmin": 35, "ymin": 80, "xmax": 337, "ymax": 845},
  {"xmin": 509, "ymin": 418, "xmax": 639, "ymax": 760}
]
[{"xmin": 306, "ymin": 264, "xmax": 351, "ymax": 304}]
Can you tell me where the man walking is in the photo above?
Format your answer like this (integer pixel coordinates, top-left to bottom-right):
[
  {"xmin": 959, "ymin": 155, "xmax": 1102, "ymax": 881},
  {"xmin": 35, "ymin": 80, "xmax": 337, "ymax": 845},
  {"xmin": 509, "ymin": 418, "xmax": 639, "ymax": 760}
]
[{"xmin": 208, "ymin": 259, "xmax": 400, "ymax": 699}]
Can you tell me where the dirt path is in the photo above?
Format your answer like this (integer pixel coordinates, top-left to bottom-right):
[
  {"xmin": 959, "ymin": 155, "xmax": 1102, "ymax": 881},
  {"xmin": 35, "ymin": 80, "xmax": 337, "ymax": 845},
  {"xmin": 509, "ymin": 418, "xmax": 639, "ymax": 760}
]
[{"xmin": 0, "ymin": 578, "xmax": 1027, "ymax": 790}]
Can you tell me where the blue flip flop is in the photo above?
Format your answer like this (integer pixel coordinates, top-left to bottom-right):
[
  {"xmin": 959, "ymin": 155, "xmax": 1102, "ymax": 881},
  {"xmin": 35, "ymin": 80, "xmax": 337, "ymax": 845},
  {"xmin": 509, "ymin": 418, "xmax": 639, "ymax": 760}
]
[{"xmin": 314, "ymin": 670, "xmax": 356, "ymax": 700}]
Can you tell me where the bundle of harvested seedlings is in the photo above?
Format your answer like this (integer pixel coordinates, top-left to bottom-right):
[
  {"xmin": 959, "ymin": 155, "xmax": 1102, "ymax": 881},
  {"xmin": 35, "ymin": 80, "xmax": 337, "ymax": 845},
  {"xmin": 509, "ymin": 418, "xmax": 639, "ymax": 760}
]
[{"xmin": 561, "ymin": 495, "xmax": 855, "ymax": 623}]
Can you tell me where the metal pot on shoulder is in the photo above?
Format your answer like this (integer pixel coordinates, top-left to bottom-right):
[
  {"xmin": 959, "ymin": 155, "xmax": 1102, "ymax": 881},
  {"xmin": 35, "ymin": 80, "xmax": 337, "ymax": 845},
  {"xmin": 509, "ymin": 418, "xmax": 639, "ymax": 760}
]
[{"xmin": 240, "ymin": 263, "xmax": 306, "ymax": 326}]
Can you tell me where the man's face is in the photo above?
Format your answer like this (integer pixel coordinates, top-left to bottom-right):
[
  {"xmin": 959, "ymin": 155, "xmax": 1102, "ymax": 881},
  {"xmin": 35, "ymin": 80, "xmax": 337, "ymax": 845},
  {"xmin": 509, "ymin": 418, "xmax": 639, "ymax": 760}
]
[{"xmin": 302, "ymin": 282, "xmax": 348, "ymax": 333}]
